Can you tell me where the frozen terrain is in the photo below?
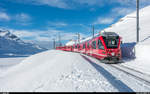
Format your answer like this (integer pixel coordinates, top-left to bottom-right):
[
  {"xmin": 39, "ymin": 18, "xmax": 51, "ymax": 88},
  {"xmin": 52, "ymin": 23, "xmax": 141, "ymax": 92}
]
[
  {"xmin": 65, "ymin": 5, "xmax": 150, "ymax": 78},
  {"xmin": 104, "ymin": 5, "xmax": 150, "ymax": 75},
  {"xmin": 0, "ymin": 57, "xmax": 26, "ymax": 72},
  {"xmin": 1, "ymin": 50, "xmax": 150, "ymax": 92}
]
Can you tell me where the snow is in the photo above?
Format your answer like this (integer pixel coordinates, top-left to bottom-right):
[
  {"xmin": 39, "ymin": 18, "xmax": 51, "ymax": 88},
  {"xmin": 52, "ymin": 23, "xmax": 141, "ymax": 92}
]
[
  {"xmin": 103, "ymin": 5, "xmax": 150, "ymax": 75},
  {"xmin": 65, "ymin": 40, "xmax": 75, "ymax": 46},
  {"xmin": 65, "ymin": 5, "xmax": 150, "ymax": 82},
  {"xmin": 63, "ymin": 5, "xmax": 150, "ymax": 92},
  {"xmin": 0, "ymin": 57, "xmax": 26, "ymax": 71},
  {"xmin": 0, "ymin": 50, "xmax": 110, "ymax": 92},
  {"xmin": 105, "ymin": 5, "xmax": 150, "ymax": 44},
  {"xmin": 1, "ymin": 50, "xmax": 150, "ymax": 92},
  {"xmin": 0, "ymin": 29, "xmax": 47, "ymax": 55}
]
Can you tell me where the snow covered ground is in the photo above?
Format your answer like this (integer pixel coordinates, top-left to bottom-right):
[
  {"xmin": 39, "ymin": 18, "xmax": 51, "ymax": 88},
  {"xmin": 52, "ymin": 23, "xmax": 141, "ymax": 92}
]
[
  {"xmin": 104, "ymin": 5, "xmax": 150, "ymax": 76},
  {"xmin": 0, "ymin": 50, "xmax": 150, "ymax": 92},
  {"xmin": 0, "ymin": 57, "xmax": 26, "ymax": 68},
  {"xmin": 65, "ymin": 5, "xmax": 150, "ymax": 81}
]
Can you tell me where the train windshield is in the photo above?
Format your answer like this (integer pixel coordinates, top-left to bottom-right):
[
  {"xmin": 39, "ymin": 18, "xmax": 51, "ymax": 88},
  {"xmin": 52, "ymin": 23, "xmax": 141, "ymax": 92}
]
[{"xmin": 103, "ymin": 36, "xmax": 119, "ymax": 49}]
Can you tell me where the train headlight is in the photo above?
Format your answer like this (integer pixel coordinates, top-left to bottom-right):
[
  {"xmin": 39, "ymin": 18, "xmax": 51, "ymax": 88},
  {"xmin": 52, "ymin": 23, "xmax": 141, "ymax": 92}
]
[{"xmin": 111, "ymin": 52, "xmax": 115, "ymax": 56}]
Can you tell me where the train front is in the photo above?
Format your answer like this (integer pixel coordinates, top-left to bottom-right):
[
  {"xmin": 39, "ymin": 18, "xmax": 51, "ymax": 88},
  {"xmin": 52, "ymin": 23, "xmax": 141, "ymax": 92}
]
[{"xmin": 102, "ymin": 32, "xmax": 122, "ymax": 63}]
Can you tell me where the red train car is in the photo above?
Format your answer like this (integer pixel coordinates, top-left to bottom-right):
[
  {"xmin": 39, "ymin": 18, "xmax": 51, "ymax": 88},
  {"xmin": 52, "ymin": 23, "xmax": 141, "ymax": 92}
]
[{"xmin": 56, "ymin": 32, "xmax": 122, "ymax": 63}]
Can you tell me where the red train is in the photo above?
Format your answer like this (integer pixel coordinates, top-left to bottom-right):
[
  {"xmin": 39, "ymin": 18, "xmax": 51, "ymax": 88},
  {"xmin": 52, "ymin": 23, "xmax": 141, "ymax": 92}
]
[{"xmin": 56, "ymin": 32, "xmax": 122, "ymax": 63}]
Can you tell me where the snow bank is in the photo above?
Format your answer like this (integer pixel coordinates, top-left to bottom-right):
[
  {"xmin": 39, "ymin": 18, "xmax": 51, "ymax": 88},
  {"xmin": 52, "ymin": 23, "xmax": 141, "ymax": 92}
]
[
  {"xmin": 0, "ymin": 50, "xmax": 118, "ymax": 92},
  {"xmin": 135, "ymin": 44, "xmax": 150, "ymax": 61}
]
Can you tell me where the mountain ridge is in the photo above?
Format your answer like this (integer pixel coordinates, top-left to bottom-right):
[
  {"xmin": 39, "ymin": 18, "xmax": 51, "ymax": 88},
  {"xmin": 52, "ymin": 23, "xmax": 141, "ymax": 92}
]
[{"xmin": 0, "ymin": 29, "xmax": 47, "ymax": 55}]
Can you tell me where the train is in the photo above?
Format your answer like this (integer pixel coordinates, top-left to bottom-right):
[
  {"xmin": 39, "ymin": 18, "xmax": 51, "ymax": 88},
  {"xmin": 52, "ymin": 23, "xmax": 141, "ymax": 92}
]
[{"xmin": 56, "ymin": 32, "xmax": 122, "ymax": 63}]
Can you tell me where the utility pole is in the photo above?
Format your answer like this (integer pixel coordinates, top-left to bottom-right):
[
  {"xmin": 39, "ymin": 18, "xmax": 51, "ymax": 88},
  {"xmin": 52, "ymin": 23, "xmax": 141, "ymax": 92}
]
[
  {"xmin": 76, "ymin": 33, "xmax": 80, "ymax": 44},
  {"xmin": 53, "ymin": 39, "xmax": 56, "ymax": 49},
  {"xmin": 78, "ymin": 32, "xmax": 80, "ymax": 44},
  {"xmin": 136, "ymin": 0, "xmax": 139, "ymax": 43},
  {"xmin": 92, "ymin": 25, "xmax": 95, "ymax": 38},
  {"xmin": 58, "ymin": 33, "xmax": 61, "ymax": 46}
]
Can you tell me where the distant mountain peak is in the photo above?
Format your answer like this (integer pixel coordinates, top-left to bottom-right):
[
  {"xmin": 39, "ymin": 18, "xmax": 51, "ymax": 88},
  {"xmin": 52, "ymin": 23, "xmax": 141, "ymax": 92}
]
[{"xmin": 0, "ymin": 29, "xmax": 47, "ymax": 55}]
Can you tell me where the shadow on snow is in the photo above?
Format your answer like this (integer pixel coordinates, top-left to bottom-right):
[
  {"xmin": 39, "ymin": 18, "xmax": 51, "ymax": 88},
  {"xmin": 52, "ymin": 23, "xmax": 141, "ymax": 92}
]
[
  {"xmin": 0, "ymin": 54, "xmax": 29, "ymax": 58},
  {"xmin": 81, "ymin": 55, "xmax": 134, "ymax": 92}
]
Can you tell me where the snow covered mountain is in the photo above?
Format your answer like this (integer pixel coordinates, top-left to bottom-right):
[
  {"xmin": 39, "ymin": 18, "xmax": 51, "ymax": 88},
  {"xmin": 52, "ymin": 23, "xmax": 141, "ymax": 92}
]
[{"xmin": 0, "ymin": 29, "xmax": 47, "ymax": 55}]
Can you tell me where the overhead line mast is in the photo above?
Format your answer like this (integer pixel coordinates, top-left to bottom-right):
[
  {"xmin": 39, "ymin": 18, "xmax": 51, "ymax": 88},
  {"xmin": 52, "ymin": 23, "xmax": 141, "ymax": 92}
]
[
  {"xmin": 53, "ymin": 39, "xmax": 56, "ymax": 49},
  {"xmin": 93, "ymin": 25, "xmax": 95, "ymax": 38},
  {"xmin": 136, "ymin": 0, "xmax": 140, "ymax": 43}
]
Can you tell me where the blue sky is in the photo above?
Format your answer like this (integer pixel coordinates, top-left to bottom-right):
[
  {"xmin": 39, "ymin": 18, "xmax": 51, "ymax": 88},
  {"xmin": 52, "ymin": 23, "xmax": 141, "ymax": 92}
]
[{"xmin": 0, "ymin": 0, "xmax": 150, "ymax": 47}]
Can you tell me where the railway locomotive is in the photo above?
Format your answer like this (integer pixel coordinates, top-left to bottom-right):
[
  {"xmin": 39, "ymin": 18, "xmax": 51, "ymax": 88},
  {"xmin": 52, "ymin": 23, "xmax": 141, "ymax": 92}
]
[{"xmin": 56, "ymin": 32, "xmax": 122, "ymax": 63}]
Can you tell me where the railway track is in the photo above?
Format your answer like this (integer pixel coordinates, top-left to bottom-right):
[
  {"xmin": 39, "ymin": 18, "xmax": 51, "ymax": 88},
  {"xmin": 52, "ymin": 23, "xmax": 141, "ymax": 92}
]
[
  {"xmin": 116, "ymin": 64, "xmax": 150, "ymax": 77},
  {"xmin": 81, "ymin": 54, "xmax": 150, "ymax": 87},
  {"xmin": 109, "ymin": 64, "xmax": 150, "ymax": 86}
]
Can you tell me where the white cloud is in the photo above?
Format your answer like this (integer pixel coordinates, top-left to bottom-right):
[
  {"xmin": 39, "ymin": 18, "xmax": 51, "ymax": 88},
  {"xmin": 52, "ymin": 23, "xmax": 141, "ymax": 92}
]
[
  {"xmin": 113, "ymin": 0, "xmax": 150, "ymax": 8},
  {"xmin": 0, "ymin": 12, "xmax": 10, "ymax": 21},
  {"xmin": 73, "ymin": 0, "xmax": 103, "ymax": 6},
  {"xmin": 14, "ymin": 13, "xmax": 32, "ymax": 26},
  {"xmin": 0, "ymin": 11, "xmax": 32, "ymax": 25},
  {"xmin": 37, "ymin": 0, "xmax": 69, "ymax": 9},
  {"xmin": 10, "ymin": 0, "xmax": 150, "ymax": 10},
  {"xmin": 15, "ymin": 13, "xmax": 31, "ymax": 22},
  {"xmin": 48, "ymin": 21, "xmax": 68, "ymax": 27},
  {"xmin": 9, "ymin": 28, "xmax": 87, "ymax": 43},
  {"xmin": 94, "ymin": 17, "xmax": 114, "ymax": 25},
  {"xmin": 15, "ymin": 0, "xmax": 70, "ymax": 9},
  {"xmin": 112, "ymin": 7, "xmax": 134, "ymax": 16}
]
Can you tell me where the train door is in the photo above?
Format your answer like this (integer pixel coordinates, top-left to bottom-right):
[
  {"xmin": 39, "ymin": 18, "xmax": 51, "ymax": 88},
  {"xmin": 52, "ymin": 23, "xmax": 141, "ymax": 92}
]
[
  {"xmin": 91, "ymin": 39, "xmax": 97, "ymax": 57},
  {"xmin": 97, "ymin": 37, "xmax": 106, "ymax": 59},
  {"xmin": 85, "ymin": 41, "xmax": 90, "ymax": 55},
  {"xmin": 89, "ymin": 41, "xmax": 92, "ymax": 56},
  {"xmin": 83, "ymin": 43, "xmax": 86, "ymax": 54}
]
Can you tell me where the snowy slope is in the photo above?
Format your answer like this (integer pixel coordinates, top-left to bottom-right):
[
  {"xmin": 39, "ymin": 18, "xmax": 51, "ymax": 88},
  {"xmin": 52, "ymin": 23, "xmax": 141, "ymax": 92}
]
[
  {"xmin": 105, "ymin": 5, "xmax": 150, "ymax": 44},
  {"xmin": 1, "ymin": 50, "xmax": 150, "ymax": 92},
  {"xmin": 0, "ymin": 29, "xmax": 47, "ymax": 55},
  {"xmin": 66, "ymin": 6, "xmax": 150, "ymax": 45},
  {"xmin": 103, "ymin": 5, "xmax": 150, "ymax": 75},
  {"xmin": 65, "ymin": 5, "xmax": 150, "ymax": 80},
  {"xmin": 0, "ymin": 50, "xmax": 109, "ymax": 92}
]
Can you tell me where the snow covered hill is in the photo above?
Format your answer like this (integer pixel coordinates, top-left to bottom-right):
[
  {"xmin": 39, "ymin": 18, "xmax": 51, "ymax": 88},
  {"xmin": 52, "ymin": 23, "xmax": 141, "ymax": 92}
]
[
  {"xmin": 0, "ymin": 29, "xmax": 47, "ymax": 55},
  {"xmin": 101, "ymin": 5, "xmax": 150, "ymax": 60},
  {"xmin": 105, "ymin": 5, "xmax": 150, "ymax": 44},
  {"xmin": 1, "ymin": 50, "xmax": 150, "ymax": 92}
]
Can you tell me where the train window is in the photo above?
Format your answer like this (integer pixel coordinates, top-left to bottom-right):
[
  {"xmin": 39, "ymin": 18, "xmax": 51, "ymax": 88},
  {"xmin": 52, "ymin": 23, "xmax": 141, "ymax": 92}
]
[
  {"xmin": 92, "ymin": 41, "xmax": 96, "ymax": 49},
  {"xmin": 78, "ymin": 45, "xmax": 80, "ymax": 48},
  {"xmin": 87, "ymin": 43, "xmax": 90, "ymax": 48},
  {"xmin": 103, "ymin": 36, "xmax": 119, "ymax": 49},
  {"xmin": 75, "ymin": 45, "xmax": 77, "ymax": 49},
  {"xmin": 98, "ymin": 40, "xmax": 104, "ymax": 50},
  {"xmin": 83, "ymin": 44, "xmax": 86, "ymax": 49}
]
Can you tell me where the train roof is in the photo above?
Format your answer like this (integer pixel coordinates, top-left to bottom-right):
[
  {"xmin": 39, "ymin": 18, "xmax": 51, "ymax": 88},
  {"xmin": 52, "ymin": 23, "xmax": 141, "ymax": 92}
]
[
  {"xmin": 100, "ymin": 32, "xmax": 119, "ymax": 37},
  {"xmin": 65, "ymin": 31, "xmax": 119, "ymax": 46}
]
